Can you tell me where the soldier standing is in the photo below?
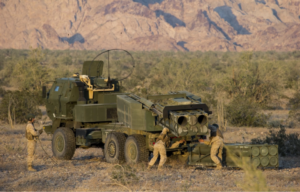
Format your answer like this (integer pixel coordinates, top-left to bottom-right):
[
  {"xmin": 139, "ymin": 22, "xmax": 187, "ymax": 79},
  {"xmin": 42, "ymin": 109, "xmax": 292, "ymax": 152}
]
[
  {"xmin": 25, "ymin": 114, "xmax": 43, "ymax": 172},
  {"xmin": 203, "ymin": 124, "xmax": 224, "ymax": 170},
  {"xmin": 148, "ymin": 128, "xmax": 185, "ymax": 170}
]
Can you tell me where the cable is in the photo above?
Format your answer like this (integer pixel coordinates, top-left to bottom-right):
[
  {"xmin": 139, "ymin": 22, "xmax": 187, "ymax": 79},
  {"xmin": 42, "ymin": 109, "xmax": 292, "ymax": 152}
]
[{"xmin": 37, "ymin": 138, "xmax": 58, "ymax": 165}]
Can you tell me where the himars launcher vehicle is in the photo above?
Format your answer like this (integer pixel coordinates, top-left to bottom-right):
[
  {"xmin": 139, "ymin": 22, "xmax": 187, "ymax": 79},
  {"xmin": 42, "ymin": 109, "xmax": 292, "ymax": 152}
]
[{"xmin": 43, "ymin": 50, "xmax": 279, "ymax": 168}]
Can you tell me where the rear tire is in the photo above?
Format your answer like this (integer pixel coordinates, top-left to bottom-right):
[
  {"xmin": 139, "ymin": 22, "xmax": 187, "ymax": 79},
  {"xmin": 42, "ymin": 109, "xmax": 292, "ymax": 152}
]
[
  {"xmin": 125, "ymin": 134, "xmax": 149, "ymax": 164},
  {"xmin": 52, "ymin": 128, "xmax": 76, "ymax": 160},
  {"xmin": 104, "ymin": 132, "xmax": 126, "ymax": 163}
]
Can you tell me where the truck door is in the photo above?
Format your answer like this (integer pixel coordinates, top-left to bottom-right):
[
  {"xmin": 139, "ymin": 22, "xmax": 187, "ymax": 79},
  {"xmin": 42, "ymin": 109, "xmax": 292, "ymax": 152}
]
[{"xmin": 48, "ymin": 82, "xmax": 63, "ymax": 118}]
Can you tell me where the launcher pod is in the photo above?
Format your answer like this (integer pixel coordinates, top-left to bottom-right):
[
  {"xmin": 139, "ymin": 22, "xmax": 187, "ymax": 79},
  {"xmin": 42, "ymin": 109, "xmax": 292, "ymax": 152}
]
[{"xmin": 188, "ymin": 143, "xmax": 279, "ymax": 168}]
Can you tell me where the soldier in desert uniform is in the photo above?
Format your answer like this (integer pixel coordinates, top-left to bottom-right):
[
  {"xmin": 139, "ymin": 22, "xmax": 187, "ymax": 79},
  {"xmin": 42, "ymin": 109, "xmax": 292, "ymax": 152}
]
[
  {"xmin": 148, "ymin": 128, "xmax": 185, "ymax": 170},
  {"xmin": 25, "ymin": 114, "xmax": 43, "ymax": 172},
  {"xmin": 202, "ymin": 124, "xmax": 224, "ymax": 170}
]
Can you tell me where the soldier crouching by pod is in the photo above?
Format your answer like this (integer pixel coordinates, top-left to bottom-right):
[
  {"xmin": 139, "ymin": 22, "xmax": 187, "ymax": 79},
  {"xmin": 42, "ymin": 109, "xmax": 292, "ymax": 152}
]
[
  {"xmin": 25, "ymin": 114, "xmax": 43, "ymax": 172},
  {"xmin": 148, "ymin": 128, "xmax": 185, "ymax": 171},
  {"xmin": 203, "ymin": 124, "xmax": 224, "ymax": 170}
]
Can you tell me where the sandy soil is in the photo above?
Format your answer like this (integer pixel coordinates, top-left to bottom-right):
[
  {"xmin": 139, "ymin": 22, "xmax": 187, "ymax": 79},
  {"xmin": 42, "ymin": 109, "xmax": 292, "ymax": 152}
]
[{"xmin": 0, "ymin": 123, "xmax": 299, "ymax": 191}]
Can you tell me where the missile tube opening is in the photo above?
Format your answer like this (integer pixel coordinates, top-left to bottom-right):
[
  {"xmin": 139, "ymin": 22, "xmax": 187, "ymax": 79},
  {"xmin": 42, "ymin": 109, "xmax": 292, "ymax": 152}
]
[
  {"xmin": 198, "ymin": 115, "xmax": 208, "ymax": 126},
  {"xmin": 178, "ymin": 116, "xmax": 187, "ymax": 126}
]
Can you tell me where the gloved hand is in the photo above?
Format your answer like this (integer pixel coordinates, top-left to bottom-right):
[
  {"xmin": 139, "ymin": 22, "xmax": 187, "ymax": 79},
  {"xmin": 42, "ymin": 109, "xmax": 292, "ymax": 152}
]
[
  {"xmin": 203, "ymin": 141, "xmax": 210, "ymax": 145},
  {"xmin": 38, "ymin": 129, "xmax": 43, "ymax": 135}
]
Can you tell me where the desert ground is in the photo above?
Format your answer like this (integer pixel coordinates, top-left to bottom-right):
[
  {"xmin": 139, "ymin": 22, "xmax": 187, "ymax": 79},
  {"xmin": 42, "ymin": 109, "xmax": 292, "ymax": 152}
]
[{"xmin": 0, "ymin": 109, "xmax": 300, "ymax": 191}]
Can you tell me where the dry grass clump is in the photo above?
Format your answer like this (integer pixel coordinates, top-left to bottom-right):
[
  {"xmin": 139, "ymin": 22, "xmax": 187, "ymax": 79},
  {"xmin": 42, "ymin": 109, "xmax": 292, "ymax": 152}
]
[{"xmin": 109, "ymin": 164, "xmax": 139, "ymax": 191}]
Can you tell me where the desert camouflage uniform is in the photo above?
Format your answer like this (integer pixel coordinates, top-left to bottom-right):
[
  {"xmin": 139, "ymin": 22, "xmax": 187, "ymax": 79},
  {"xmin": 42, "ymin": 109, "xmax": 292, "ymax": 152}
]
[
  {"xmin": 26, "ymin": 121, "xmax": 40, "ymax": 167},
  {"xmin": 210, "ymin": 136, "xmax": 224, "ymax": 165},
  {"xmin": 208, "ymin": 127, "xmax": 224, "ymax": 168},
  {"xmin": 148, "ymin": 128, "xmax": 181, "ymax": 169}
]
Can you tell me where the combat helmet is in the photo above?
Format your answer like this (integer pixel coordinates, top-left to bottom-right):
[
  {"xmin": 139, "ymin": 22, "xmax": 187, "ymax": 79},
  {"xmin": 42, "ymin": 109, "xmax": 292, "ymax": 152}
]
[{"xmin": 26, "ymin": 114, "xmax": 35, "ymax": 121}]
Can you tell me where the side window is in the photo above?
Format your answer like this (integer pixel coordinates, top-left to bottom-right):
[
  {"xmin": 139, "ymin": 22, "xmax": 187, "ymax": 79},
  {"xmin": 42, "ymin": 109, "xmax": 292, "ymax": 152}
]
[{"xmin": 55, "ymin": 86, "xmax": 60, "ymax": 92}]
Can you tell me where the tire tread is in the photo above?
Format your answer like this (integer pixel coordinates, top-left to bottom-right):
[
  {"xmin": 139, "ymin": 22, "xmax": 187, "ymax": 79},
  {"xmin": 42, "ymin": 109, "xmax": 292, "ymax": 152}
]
[
  {"xmin": 126, "ymin": 134, "xmax": 149, "ymax": 163},
  {"xmin": 52, "ymin": 127, "xmax": 76, "ymax": 160}
]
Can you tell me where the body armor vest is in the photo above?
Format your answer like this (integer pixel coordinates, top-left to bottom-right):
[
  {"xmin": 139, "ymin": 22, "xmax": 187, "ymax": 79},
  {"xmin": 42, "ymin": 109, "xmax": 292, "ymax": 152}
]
[
  {"xmin": 25, "ymin": 123, "xmax": 36, "ymax": 140},
  {"xmin": 156, "ymin": 133, "xmax": 171, "ymax": 148}
]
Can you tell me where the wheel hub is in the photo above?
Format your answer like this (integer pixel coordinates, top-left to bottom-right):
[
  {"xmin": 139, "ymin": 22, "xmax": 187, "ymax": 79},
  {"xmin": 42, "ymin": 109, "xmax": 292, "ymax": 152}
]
[
  {"xmin": 108, "ymin": 141, "xmax": 116, "ymax": 157},
  {"xmin": 128, "ymin": 143, "xmax": 137, "ymax": 160},
  {"xmin": 55, "ymin": 134, "xmax": 64, "ymax": 152}
]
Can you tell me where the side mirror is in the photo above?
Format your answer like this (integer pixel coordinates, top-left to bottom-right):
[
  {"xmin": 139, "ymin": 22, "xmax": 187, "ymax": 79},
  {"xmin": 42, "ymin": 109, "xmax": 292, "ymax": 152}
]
[{"xmin": 42, "ymin": 86, "xmax": 47, "ymax": 98}]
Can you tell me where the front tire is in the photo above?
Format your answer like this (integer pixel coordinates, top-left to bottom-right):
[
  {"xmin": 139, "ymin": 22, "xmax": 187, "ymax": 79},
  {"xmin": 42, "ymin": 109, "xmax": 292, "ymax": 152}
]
[
  {"xmin": 52, "ymin": 128, "xmax": 76, "ymax": 160},
  {"xmin": 104, "ymin": 132, "xmax": 126, "ymax": 163},
  {"xmin": 124, "ymin": 135, "xmax": 149, "ymax": 164}
]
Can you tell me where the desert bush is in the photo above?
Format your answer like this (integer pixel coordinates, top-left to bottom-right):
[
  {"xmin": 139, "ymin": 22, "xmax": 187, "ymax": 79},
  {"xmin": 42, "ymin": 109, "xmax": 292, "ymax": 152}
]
[
  {"xmin": 226, "ymin": 98, "xmax": 270, "ymax": 127},
  {"xmin": 9, "ymin": 48, "xmax": 50, "ymax": 92},
  {"xmin": 222, "ymin": 52, "xmax": 279, "ymax": 106},
  {"xmin": 287, "ymin": 92, "xmax": 300, "ymax": 123},
  {"xmin": 0, "ymin": 91, "xmax": 42, "ymax": 125},
  {"xmin": 0, "ymin": 49, "xmax": 299, "ymax": 113},
  {"xmin": 288, "ymin": 92, "xmax": 300, "ymax": 110},
  {"xmin": 0, "ymin": 87, "xmax": 5, "ymax": 97},
  {"xmin": 251, "ymin": 127, "xmax": 300, "ymax": 156},
  {"xmin": 267, "ymin": 120, "xmax": 283, "ymax": 128},
  {"xmin": 109, "ymin": 164, "xmax": 139, "ymax": 191}
]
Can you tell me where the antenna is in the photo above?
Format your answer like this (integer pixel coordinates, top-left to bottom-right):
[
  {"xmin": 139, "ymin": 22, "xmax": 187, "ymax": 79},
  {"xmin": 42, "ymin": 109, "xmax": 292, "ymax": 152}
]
[{"xmin": 92, "ymin": 49, "xmax": 135, "ymax": 82}]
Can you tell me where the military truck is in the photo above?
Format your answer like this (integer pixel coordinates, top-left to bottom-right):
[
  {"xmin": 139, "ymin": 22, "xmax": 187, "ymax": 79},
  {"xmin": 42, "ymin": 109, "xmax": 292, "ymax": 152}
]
[{"xmin": 43, "ymin": 50, "xmax": 278, "ymax": 168}]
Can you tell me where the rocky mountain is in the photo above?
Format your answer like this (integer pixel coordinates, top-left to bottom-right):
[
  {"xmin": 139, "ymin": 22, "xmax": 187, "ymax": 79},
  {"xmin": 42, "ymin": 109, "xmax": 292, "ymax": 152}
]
[{"xmin": 1, "ymin": 0, "xmax": 300, "ymax": 51}]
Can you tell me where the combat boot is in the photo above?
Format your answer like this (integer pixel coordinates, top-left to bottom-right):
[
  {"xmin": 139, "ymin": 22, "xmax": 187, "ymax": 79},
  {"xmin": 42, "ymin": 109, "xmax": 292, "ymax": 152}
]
[
  {"xmin": 28, "ymin": 165, "xmax": 37, "ymax": 172},
  {"xmin": 215, "ymin": 163, "xmax": 223, "ymax": 170},
  {"xmin": 157, "ymin": 166, "xmax": 164, "ymax": 171}
]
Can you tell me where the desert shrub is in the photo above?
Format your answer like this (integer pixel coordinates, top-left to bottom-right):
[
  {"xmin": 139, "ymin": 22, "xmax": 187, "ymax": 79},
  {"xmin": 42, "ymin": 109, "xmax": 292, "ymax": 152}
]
[
  {"xmin": 222, "ymin": 53, "xmax": 279, "ymax": 106},
  {"xmin": 9, "ymin": 48, "xmax": 50, "ymax": 91},
  {"xmin": 292, "ymin": 50, "xmax": 300, "ymax": 58},
  {"xmin": 0, "ymin": 53, "xmax": 4, "ymax": 71},
  {"xmin": 0, "ymin": 91, "xmax": 42, "ymax": 124},
  {"xmin": 252, "ymin": 127, "xmax": 300, "ymax": 156},
  {"xmin": 109, "ymin": 164, "xmax": 139, "ymax": 191},
  {"xmin": 0, "ymin": 87, "xmax": 5, "ymax": 97},
  {"xmin": 288, "ymin": 92, "xmax": 300, "ymax": 123},
  {"xmin": 288, "ymin": 92, "xmax": 300, "ymax": 110},
  {"xmin": 284, "ymin": 63, "xmax": 300, "ymax": 89},
  {"xmin": 267, "ymin": 120, "xmax": 283, "ymax": 128},
  {"xmin": 226, "ymin": 98, "xmax": 270, "ymax": 127}
]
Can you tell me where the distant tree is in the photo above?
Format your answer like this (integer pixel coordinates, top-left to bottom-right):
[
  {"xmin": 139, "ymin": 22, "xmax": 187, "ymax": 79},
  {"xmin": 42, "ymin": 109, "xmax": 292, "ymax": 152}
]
[{"xmin": 10, "ymin": 48, "xmax": 50, "ymax": 92}]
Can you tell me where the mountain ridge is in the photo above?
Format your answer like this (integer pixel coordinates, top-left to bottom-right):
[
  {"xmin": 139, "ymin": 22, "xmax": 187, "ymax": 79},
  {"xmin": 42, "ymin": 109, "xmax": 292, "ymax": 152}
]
[{"xmin": 0, "ymin": 0, "xmax": 300, "ymax": 51}]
